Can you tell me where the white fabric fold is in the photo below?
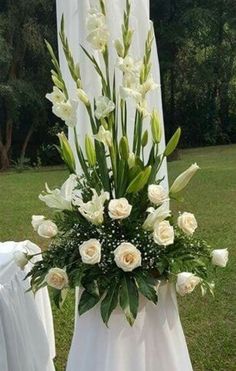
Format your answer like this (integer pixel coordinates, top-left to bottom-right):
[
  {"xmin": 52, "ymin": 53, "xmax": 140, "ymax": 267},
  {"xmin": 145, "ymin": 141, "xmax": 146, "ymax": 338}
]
[{"xmin": 0, "ymin": 241, "xmax": 55, "ymax": 371}]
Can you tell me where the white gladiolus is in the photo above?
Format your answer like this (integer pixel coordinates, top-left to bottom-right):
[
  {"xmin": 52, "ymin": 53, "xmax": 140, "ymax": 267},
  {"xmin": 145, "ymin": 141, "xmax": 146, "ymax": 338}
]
[
  {"xmin": 39, "ymin": 174, "xmax": 78, "ymax": 211},
  {"xmin": 117, "ymin": 56, "xmax": 136, "ymax": 74},
  {"xmin": 176, "ymin": 272, "xmax": 201, "ymax": 296},
  {"xmin": 148, "ymin": 185, "xmax": 169, "ymax": 206},
  {"xmin": 46, "ymin": 86, "xmax": 65, "ymax": 105},
  {"xmin": 178, "ymin": 212, "xmax": 198, "ymax": 236},
  {"xmin": 31, "ymin": 215, "xmax": 45, "ymax": 231},
  {"xmin": 140, "ymin": 77, "xmax": 159, "ymax": 97},
  {"xmin": 73, "ymin": 189, "xmax": 110, "ymax": 225},
  {"xmin": 87, "ymin": 9, "xmax": 106, "ymax": 33},
  {"xmin": 95, "ymin": 96, "xmax": 115, "ymax": 120},
  {"xmin": 119, "ymin": 86, "xmax": 142, "ymax": 102},
  {"xmin": 86, "ymin": 9, "xmax": 109, "ymax": 51},
  {"xmin": 37, "ymin": 220, "xmax": 58, "ymax": 239},
  {"xmin": 79, "ymin": 239, "xmax": 101, "ymax": 265},
  {"xmin": 52, "ymin": 100, "xmax": 78, "ymax": 127},
  {"xmin": 143, "ymin": 203, "xmax": 171, "ymax": 231},
  {"xmin": 108, "ymin": 198, "xmax": 132, "ymax": 220},
  {"xmin": 45, "ymin": 268, "xmax": 68, "ymax": 290},
  {"xmin": 114, "ymin": 243, "xmax": 142, "ymax": 272},
  {"xmin": 153, "ymin": 221, "xmax": 174, "ymax": 246},
  {"xmin": 170, "ymin": 163, "xmax": 200, "ymax": 194},
  {"xmin": 137, "ymin": 100, "xmax": 150, "ymax": 118},
  {"xmin": 211, "ymin": 249, "xmax": 229, "ymax": 267},
  {"xmin": 13, "ymin": 251, "xmax": 28, "ymax": 270},
  {"xmin": 94, "ymin": 125, "xmax": 113, "ymax": 147},
  {"xmin": 77, "ymin": 89, "xmax": 90, "ymax": 106}
]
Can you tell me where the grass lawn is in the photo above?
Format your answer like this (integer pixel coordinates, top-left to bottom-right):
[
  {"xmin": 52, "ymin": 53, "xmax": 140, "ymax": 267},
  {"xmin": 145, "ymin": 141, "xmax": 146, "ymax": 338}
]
[{"xmin": 0, "ymin": 145, "xmax": 236, "ymax": 370}]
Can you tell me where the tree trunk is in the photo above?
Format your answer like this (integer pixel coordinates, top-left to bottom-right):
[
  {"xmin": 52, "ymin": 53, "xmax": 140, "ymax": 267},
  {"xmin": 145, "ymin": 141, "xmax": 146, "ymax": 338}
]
[
  {"xmin": 0, "ymin": 115, "xmax": 13, "ymax": 171},
  {"xmin": 0, "ymin": 146, "xmax": 10, "ymax": 170},
  {"xmin": 19, "ymin": 124, "xmax": 35, "ymax": 166}
]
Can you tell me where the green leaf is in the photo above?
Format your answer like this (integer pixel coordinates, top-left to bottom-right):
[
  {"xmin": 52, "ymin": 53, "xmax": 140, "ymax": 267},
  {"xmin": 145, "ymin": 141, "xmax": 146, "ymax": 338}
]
[
  {"xmin": 164, "ymin": 127, "xmax": 181, "ymax": 157},
  {"xmin": 126, "ymin": 166, "xmax": 151, "ymax": 193},
  {"xmin": 119, "ymin": 275, "xmax": 139, "ymax": 326},
  {"xmin": 134, "ymin": 271, "xmax": 158, "ymax": 304},
  {"xmin": 78, "ymin": 290, "xmax": 101, "ymax": 316},
  {"xmin": 100, "ymin": 281, "xmax": 120, "ymax": 326}
]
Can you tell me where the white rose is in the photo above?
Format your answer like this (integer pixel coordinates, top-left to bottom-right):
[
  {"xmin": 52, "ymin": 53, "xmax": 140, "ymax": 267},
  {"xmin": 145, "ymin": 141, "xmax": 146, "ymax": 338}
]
[
  {"xmin": 114, "ymin": 243, "xmax": 142, "ymax": 272},
  {"xmin": 95, "ymin": 96, "xmax": 115, "ymax": 120},
  {"xmin": 148, "ymin": 184, "xmax": 168, "ymax": 206},
  {"xmin": 176, "ymin": 272, "xmax": 201, "ymax": 296},
  {"xmin": 170, "ymin": 163, "xmax": 200, "ymax": 194},
  {"xmin": 79, "ymin": 239, "xmax": 101, "ymax": 265},
  {"xmin": 46, "ymin": 86, "xmax": 65, "ymax": 105},
  {"xmin": 211, "ymin": 249, "xmax": 229, "ymax": 267},
  {"xmin": 45, "ymin": 268, "xmax": 68, "ymax": 290},
  {"xmin": 178, "ymin": 212, "xmax": 198, "ymax": 236},
  {"xmin": 37, "ymin": 220, "xmax": 58, "ymax": 239},
  {"xmin": 13, "ymin": 251, "xmax": 28, "ymax": 270},
  {"xmin": 94, "ymin": 126, "xmax": 112, "ymax": 147},
  {"xmin": 143, "ymin": 203, "xmax": 171, "ymax": 231},
  {"xmin": 153, "ymin": 220, "xmax": 174, "ymax": 246},
  {"xmin": 31, "ymin": 215, "xmax": 45, "ymax": 231},
  {"xmin": 108, "ymin": 198, "xmax": 132, "ymax": 220}
]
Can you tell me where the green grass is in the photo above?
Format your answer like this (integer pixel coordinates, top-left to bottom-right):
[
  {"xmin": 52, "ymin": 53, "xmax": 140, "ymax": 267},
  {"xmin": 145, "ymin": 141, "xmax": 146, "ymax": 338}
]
[{"xmin": 0, "ymin": 145, "xmax": 236, "ymax": 370}]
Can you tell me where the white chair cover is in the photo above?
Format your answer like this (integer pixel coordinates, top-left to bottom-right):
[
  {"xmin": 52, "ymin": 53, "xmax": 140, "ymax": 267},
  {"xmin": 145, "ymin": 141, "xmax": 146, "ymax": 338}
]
[{"xmin": 0, "ymin": 241, "xmax": 55, "ymax": 371}]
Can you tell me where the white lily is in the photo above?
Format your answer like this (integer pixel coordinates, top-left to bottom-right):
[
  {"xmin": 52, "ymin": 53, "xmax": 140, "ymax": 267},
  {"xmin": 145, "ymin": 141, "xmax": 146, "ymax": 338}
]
[
  {"xmin": 73, "ymin": 189, "xmax": 110, "ymax": 225},
  {"xmin": 170, "ymin": 163, "xmax": 200, "ymax": 194},
  {"xmin": 143, "ymin": 203, "xmax": 171, "ymax": 231},
  {"xmin": 39, "ymin": 174, "xmax": 78, "ymax": 211}
]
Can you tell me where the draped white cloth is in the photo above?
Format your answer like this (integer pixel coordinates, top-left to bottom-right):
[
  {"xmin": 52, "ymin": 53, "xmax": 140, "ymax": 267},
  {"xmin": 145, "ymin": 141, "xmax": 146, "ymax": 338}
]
[
  {"xmin": 0, "ymin": 241, "xmax": 55, "ymax": 371},
  {"xmin": 56, "ymin": 1, "xmax": 193, "ymax": 370}
]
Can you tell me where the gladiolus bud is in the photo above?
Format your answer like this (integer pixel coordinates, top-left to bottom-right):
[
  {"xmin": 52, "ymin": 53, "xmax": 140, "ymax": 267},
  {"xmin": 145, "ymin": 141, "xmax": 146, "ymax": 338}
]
[
  {"xmin": 52, "ymin": 76, "xmax": 64, "ymax": 90},
  {"xmin": 77, "ymin": 89, "xmax": 90, "ymax": 107},
  {"xmin": 57, "ymin": 132, "xmax": 76, "ymax": 173},
  {"xmin": 114, "ymin": 40, "xmax": 124, "ymax": 58},
  {"xmin": 85, "ymin": 135, "xmax": 96, "ymax": 167},
  {"xmin": 170, "ymin": 163, "xmax": 200, "ymax": 194},
  {"xmin": 141, "ymin": 130, "xmax": 149, "ymax": 148},
  {"xmin": 151, "ymin": 110, "xmax": 162, "ymax": 144},
  {"xmin": 119, "ymin": 136, "xmax": 130, "ymax": 160}
]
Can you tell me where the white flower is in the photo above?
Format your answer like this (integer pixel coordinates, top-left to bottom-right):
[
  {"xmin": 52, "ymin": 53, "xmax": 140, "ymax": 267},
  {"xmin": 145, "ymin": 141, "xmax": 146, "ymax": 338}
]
[
  {"xmin": 137, "ymin": 100, "xmax": 150, "ymax": 118},
  {"xmin": 140, "ymin": 77, "xmax": 160, "ymax": 97},
  {"xmin": 119, "ymin": 86, "xmax": 142, "ymax": 102},
  {"xmin": 87, "ymin": 10, "xmax": 106, "ymax": 33},
  {"xmin": 117, "ymin": 56, "xmax": 135, "ymax": 74},
  {"xmin": 143, "ymin": 203, "xmax": 171, "ymax": 231},
  {"xmin": 114, "ymin": 243, "xmax": 142, "ymax": 272},
  {"xmin": 39, "ymin": 174, "xmax": 78, "ymax": 211},
  {"xmin": 94, "ymin": 126, "xmax": 112, "ymax": 147},
  {"xmin": 153, "ymin": 220, "xmax": 174, "ymax": 246},
  {"xmin": 95, "ymin": 96, "xmax": 115, "ymax": 120},
  {"xmin": 178, "ymin": 212, "xmax": 198, "ymax": 236},
  {"xmin": 148, "ymin": 185, "xmax": 168, "ymax": 206},
  {"xmin": 77, "ymin": 89, "xmax": 90, "ymax": 106},
  {"xmin": 52, "ymin": 100, "xmax": 78, "ymax": 127},
  {"xmin": 37, "ymin": 220, "xmax": 58, "ymax": 239},
  {"xmin": 79, "ymin": 239, "xmax": 101, "ymax": 265},
  {"xmin": 31, "ymin": 215, "xmax": 45, "ymax": 231},
  {"xmin": 211, "ymin": 249, "xmax": 229, "ymax": 267},
  {"xmin": 170, "ymin": 163, "xmax": 200, "ymax": 194},
  {"xmin": 46, "ymin": 86, "xmax": 65, "ymax": 104},
  {"xmin": 73, "ymin": 189, "xmax": 109, "ymax": 225},
  {"xmin": 87, "ymin": 28, "xmax": 109, "ymax": 50},
  {"xmin": 13, "ymin": 251, "xmax": 28, "ymax": 270},
  {"xmin": 108, "ymin": 198, "xmax": 132, "ymax": 220},
  {"xmin": 45, "ymin": 268, "xmax": 68, "ymax": 290},
  {"xmin": 176, "ymin": 272, "xmax": 201, "ymax": 296},
  {"xmin": 86, "ymin": 9, "xmax": 109, "ymax": 51}
]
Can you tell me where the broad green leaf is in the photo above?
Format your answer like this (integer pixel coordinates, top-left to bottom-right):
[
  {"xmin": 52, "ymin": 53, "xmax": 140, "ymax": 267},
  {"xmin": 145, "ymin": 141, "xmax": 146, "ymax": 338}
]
[
  {"xmin": 126, "ymin": 166, "xmax": 151, "ymax": 193},
  {"xmin": 78, "ymin": 290, "xmax": 100, "ymax": 316},
  {"xmin": 119, "ymin": 275, "xmax": 139, "ymax": 326},
  {"xmin": 134, "ymin": 272, "xmax": 158, "ymax": 304},
  {"xmin": 100, "ymin": 281, "xmax": 120, "ymax": 326},
  {"xmin": 164, "ymin": 127, "xmax": 181, "ymax": 157}
]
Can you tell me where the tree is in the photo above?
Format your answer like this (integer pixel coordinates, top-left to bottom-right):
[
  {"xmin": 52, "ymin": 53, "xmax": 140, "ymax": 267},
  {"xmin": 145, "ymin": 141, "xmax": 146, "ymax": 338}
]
[{"xmin": 0, "ymin": 0, "xmax": 57, "ymax": 170}]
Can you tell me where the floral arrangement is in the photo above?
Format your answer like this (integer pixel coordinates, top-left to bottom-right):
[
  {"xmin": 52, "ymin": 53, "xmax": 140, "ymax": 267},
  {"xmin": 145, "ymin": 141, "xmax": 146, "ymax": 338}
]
[{"xmin": 27, "ymin": 0, "xmax": 229, "ymax": 326}]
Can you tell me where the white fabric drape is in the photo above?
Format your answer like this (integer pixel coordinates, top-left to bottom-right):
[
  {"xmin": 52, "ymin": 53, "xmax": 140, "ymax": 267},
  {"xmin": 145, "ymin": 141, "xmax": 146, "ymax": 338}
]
[{"xmin": 0, "ymin": 241, "xmax": 55, "ymax": 371}]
